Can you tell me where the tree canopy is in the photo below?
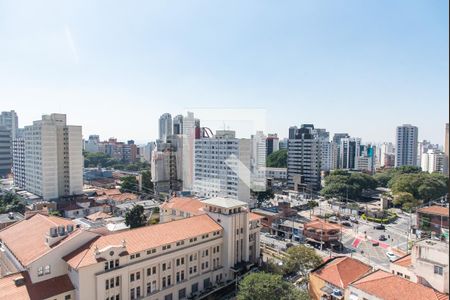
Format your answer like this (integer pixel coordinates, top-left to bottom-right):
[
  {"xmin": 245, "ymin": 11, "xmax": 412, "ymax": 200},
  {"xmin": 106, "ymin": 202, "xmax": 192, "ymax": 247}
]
[
  {"xmin": 266, "ymin": 149, "xmax": 287, "ymax": 168},
  {"xmin": 320, "ymin": 170, "xmax": 377, "ymax": 200},
  {"xmin": 0, "ymin": 192, "xmax": 25, "ymax": 214},
  {"xmin": 124, "ymin": 205, "xmax": 147, "ymax": 229},
  {"xmin": 120, "ymin": 175, "xmax": 139, "ymax": 193},
  {"xmin": 281, "ymin": 245, "xmax": 323, "ymax": 276},
  {"xmin": 84, "ymin": 151, "xmax": 150, "ymax": 171},
  {"xmin": 237, "ymin": 272, "xmax": 310, "ymax": 300},
  {"xmin": 141, "ymin": 170, "xmax": 154, "ymax": 194}
]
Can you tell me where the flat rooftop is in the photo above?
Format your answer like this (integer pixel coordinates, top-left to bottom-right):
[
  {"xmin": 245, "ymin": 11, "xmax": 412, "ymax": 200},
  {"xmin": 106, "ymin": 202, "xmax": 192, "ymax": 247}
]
[
  {"xmin": 201, "ymin": 197, "xmax": 247, "ymax": 209},
  {"xmin": 415, "ymin": 239, "xmax": 449, "ymax": 252}
]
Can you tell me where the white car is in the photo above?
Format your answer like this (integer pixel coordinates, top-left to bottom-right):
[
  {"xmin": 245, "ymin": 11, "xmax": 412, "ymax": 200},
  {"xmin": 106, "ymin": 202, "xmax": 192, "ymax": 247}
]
[{"xmin": 386, "ymin": 252, "xmax": 397, "ymax": 261}]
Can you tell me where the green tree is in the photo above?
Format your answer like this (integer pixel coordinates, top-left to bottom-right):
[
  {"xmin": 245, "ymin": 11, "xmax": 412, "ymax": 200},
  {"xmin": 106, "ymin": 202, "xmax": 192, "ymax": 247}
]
[
  {"xmin": 237, "ymin": 272, "xmax": 308, "ymax": 300},
  {"xmin": 120, "ymin": 175, "xmax": 139, "ymax": 193},
  {"xmin": 281, "ymin": 245, "xmax": 323, "ymax": 276},
  {"xmin": 141, "ymin": 170, "xmax": 154, "ymax": 194},
  {"xmin": 253, "ymin": 189, "xmax": 275, "ymax": 207},
  {"xmin": 266, "ymin": 149, "xmax": 288, "ymax": 168},
  {"xmin": 125, "ymin": 205, "xmax": 147, "ymax": 229},
  {"xmin": 0, "ymin": 192, "xmax": 25, "ymax": 214},
  {"xmin": 373, "ymin": 172, "xmax": 392, "ymax": 187},
  {"xmin": 392, "ymin": 192, "xmax": 415, "ymax": 208}
]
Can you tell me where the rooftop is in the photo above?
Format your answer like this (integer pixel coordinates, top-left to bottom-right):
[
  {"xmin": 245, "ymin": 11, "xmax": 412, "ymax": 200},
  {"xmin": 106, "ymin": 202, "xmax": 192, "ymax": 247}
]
[
  {"xmin": 160, "ymin": 197, "xmax": 206, "ymax": 215},
  {"xmin": 0, "ymin": 212, "xmax": 24, "ymax": 224},
  {"xmin": 350, "ymin": 269, "xmax": 448, "ymax": 300},
  {"xmin": 417, "ymin": 205, "xmax": 449, "ymax": 217},
  {"xmin": 305, "ymin": 219, "xmax": 342, "ymax": 231},
  {"xmin": 311, "ymin": 256, "xmax": 372, "ymax": 289},
  {"xmin": 252, "ymin": 207, "xmax": 280, "ymax": 217},
  {"xmin": 414, "ymin": 239, "xmax": 450, "ymax": 252},
  {"xmin": 0, "ymin": 213, "xmax": 74, "ymax": 266},
  {"xmin": 63, "ymin": 214, "xmax": 222, "ymax": 269},
  {"xmin": 201, "ymin": 197, "xmax": 248, "ymax": 209},
  {"xmin": 0, "ymin": 272, "xmax": 74, "ymax": 300},
  {"xmin": 392, "ymin": 254, "xmax": 412, "ymax": 267}
]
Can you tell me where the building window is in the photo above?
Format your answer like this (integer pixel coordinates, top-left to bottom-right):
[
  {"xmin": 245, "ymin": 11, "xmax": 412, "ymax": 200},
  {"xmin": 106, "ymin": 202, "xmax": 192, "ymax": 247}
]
[
  {"xmin": 130, "ymin": 273, "xmax": 135, "ymax": 282},
  {"xmin": 153, "ymin": 266, "xmax": 156, "ymax": 274},
  {"xmin": 162, "ymin": 263, "xmax": 166, "ymax": 271},
  {"xmin": 164, "ymin": 294, "xmax": 173, "ymax": 300},
  {"xmin": 130, "ymin": 255, "xmax": 135, "ymax": 260},
  {"xmin": 115, "ymin": 259, "xmax": 119, "ymax": 267},
  {"xmin": 136, "ymin": 287, "xmax": 141, "ymax": 298},
  {"xmin": 116, "ymin": 276, "xmax": 120, "ymax": 286},
  {"xmin": 65, "ymin": 295, "xmax": 71, "ymax": 300},
  {"xmin": 44, "ymin": 265, "xmax": 51, "ymax": 274},
  {"xmin": 38, "ymin": 267, "xmax": 43, "ymax": 276},
  {"xmin": 147, "ymin": 268, "xmax": 151, "ymax": 276},
  {"xmin": 147, "ymin": 282, "xmax": 151, "ymax": 294},
  {"xmin": 105, "ymin": 279, "xmax": 109, "ymax": 290},
  {"xmin": 434, "ymin": 265, "xmax": 443, "ymax": 275},
  {"xmin": 192, "ymin": 283, "xmax": 198, "ymax": 293},
  {"xmin": 179, "ymin": 288, "xmax": 186, "ymax": 299},
  {"xmin": 130, "ymin": 288, "xmax": 135, "ymax": 300},
  {"xmin": 136, "ymin": 272, "xmax": 140, "ymax": 280}
]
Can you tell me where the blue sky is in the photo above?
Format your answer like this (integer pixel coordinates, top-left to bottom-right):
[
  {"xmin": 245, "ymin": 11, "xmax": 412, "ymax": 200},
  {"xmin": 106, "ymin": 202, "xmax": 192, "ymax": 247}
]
[{"xmin": 1, "ymin": 1, "xmax": 448, "ymax": 144}]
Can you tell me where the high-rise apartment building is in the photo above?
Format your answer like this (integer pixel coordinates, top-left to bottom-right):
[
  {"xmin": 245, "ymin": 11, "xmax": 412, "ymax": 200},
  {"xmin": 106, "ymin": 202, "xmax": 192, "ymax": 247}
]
[
  {"xmin": 84, "ymin": 135, "xmax": 100, "ymax": 153},
  {"xmin": 421, "ymin": 149, "xmax": 445, "ymax": 173},
  {"xmin": 0, "ymin": 110, "xmax": 18, "ymax": 139},
  {"xmin": 12, "ymin": 135, "xmax": 25, "ymax": 188},
  {"xmin": 251, "ymin": 131, "xmax": 266, "ymax": 191},
  {"xmin": 330, "ymin": 133, "xmax": 350, "ymax": 170},
  {"xmin": 287, "ymin": 124, "xmax": 322, "ymax": 190},
  {"xmin": 181, "ymin": 112, "xmax": 196, "ymax": 191},
  {"xmin": 159, "ymin": 113, "xmax": 173, "ymax": 142},
  {"xmin": 0, "ymin": 126, "xmax": 11, "ymax": 176},
  {"xmin": 314, "ymin": 128, "xmax": 331, "ymax": 171},
  {"xmin": 395, "ymin": 124, "xmax": 418, "ymax": 167},
  {"xmin": 193, "ymin": 130, "xmax": 251, "ymax": 202},
  {"xmin": 23, "ymin": 114, "xmax": 83, "ymax": 200},
  {"xmin": 265, "ymin": 133, "xmax": 279, "ymax": 156},
  {"xmin": 378, "ymin": 142, "xmax": 395, "ymax": 168}
]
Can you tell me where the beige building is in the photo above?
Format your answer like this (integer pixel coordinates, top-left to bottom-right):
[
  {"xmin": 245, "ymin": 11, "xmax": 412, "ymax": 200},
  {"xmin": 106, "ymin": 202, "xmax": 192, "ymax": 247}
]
[
  {"xmin": 389, "ymin": 239, "xmax": 449, "ymax": 294},
  {"xmin": 0, "ymin": 197, "xmax": 261, "ymax": 300}
]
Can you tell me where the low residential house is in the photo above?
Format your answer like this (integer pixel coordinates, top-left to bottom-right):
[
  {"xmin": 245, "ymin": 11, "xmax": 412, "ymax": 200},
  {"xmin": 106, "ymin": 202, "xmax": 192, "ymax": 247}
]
[
  {"xmin": 115, "ymin": 200, "xmax": 159, "ymax": 218},
  {"xmin": 0, "ymin": 212, "xmax": 23, "ymax": 230},
  {"xmin": 251, "ymin": 201, "xmax": 297, "ymax": 230},
  {"xmin": 61, "ymin": 199, "xmax": 110, "ymax": 219},
  {"xmin": 390, "ymin": 254, "xmax": 417, "ymax": 282},
  {"xmin": 347, "ymin": 269, "xmax": 448, "ymax": 300},
  {"xmin": 271, "ymin": 219, "xmax": 304, "ymax": 241},
  {"xmin": 304, "ymin": 219, "xmax": 342, "ymax": 248},
  {"xmin": 417, "ymin": 205, "xmax": 449, "ymax": 236},
  {"xmin": 160, "ymin": 197, "xmax": 206, "ymax": 223},
  {"xmin": 309, "ymin": 256, "xmax": 372, "ymax": 300}
]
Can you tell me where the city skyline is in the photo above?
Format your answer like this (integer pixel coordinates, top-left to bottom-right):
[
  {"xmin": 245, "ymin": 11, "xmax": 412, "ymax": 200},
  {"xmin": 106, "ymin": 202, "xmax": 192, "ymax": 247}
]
[{"xmin": 1, "ymin": 1, "xmax": 448, "ymax": 144}]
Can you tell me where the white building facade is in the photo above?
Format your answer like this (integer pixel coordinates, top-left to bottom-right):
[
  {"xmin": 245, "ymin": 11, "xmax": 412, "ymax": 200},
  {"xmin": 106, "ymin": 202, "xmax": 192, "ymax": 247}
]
[{"xmin": 395, "ymin": 124, "xmax": 418, "ymax": 167}]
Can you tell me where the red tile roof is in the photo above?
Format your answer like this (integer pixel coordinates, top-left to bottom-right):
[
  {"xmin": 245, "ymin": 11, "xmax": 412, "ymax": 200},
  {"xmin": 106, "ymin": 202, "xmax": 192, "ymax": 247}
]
[
  {"xmin": 86, "ymin": 211, "xmax": 112, "ymax": 221},
  {"xmin": 0, "ymin": 272, "xmax": 74, "ymax": 300},
  {"xmin": 418, "ymin": 206, "xmax": 449, "ymax": 217},
  {"xmin": 160, "ymin": 197, "xmax": 206, "ymax": 216},
  {"xmin": 64, "ymin": 214, "xmax": 222, "ymax": 269},
  {"xmin": 392, "ymin": 254, "xmax": 412, "ymax": 267},
  {"xmin": 0, "ymin": 214, "xmax": 74, "ymax": 266},
  {"xmin": 305, "ymin": 219, "xmax": 342, "ymax": 231},
  {"xmin": 312, "ymin": 256, "xmax": 372, "ymax": 289},
  {"xmin": 351, "ymin": 269, "xmax": 449, "ymax": 300},
  {"xmin": 249, "ymin": 212, "xmax": 264, "ymax": 222}
]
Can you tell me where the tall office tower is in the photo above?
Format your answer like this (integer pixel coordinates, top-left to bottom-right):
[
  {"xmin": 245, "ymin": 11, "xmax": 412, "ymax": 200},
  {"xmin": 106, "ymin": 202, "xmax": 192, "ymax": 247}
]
[
  {"xmin": 417, "ymin": 140, "xmax": 439, "ymax": 167},
  {"xmin": 444, "ymin": 123, "xmax": 449, "ymax": 175},
  {"xmin": 421, "ymin": 149, "xmax": 445, "ymax": 173},
  {"xmin": 339, "ymin": 137, "xmax": 361, "ymax": 170},
  {"xmin": 395, "ymin": 124, "xmax": 418, "ymax": 167},
  {"xmin": 0, "ymin": 110, "xmax": 18, "ymax": 139},
  {"xmin": 193, "ymin": 130, "xmax": 251, "ymax": 202},
  {"xmin": 12, "ymin": 129, "xmax": 25, "ymax": 188},
  {"xmin": 265, "ymin": 133, "xmax": 279, "ymax": 156},
  {"xmin": 159, "ymin": 113, "xmax": 172, "ymax": 142},
  {"xmin": 123, "ymin": 140, "xmax": 138, "ymax": 163},
  {"xmin": 288, "ymin": 126, "xmax": 298, "ymax": 139},
  {"xmin": 194, "ymin": 118, "xmax": 201, "ymax": 139},
  {"xmin": 330, "ymin": 133, "xmax": 350, "ymax": 170},
  {"xmin": 173, "ymin": 114, "xmax": 184, "ymax": 135},
  {"xmin": 23, "ymin": 114, "xmax": 83, "ymax": 200},
  {"xmin": 251, "ymin": 131, "xmax": 267, "ymax": 191},
  {"xmin": 0, "ymin": 126, "xmax": 11, "ymax": 176},
  {"xmin": 84, "ymin": 135, "xmax": 100, "ymax": 153},
  {"xmin": 313, "ymin": 128, "xmax": 331, "ymax": 171},
  {"xmin": 358, "ymin": 144, "xmax": 376, "ymax": 173},
  {"xmin": 181, "ymin": 112, "xmax": 196, "ymax": 191},
  {"xmin": 287, "ymin": 124, "xmax": 322, "ymax": 190}
]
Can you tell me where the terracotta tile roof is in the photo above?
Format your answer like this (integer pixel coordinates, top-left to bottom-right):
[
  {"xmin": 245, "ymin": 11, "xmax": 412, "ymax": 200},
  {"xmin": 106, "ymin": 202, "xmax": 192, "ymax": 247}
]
[
  {"xmin": 249, "ymin": 212, "xmax": 264, "ymax": 222},
  {"xmin": 392, "ymin": 253, "xmax": 412, "ymax": 267},
  {"xmin": 351, "ymin": 269, "xmax": 449, "ymax": 300},
  {"xmin": 418, "ymin": 206, "xmax": 449, "ymax": 217},
  {"xmin": 0, "ymin": 272, "xmax": 74, "ymax": 300},
  {"xmin": 102, "ymin": 188, "xmax": 122, "ymax": 196},
  {"xmin": 160, "ymin": 197, "xmax": 206, "ymax": 215},
  {"xmin": 0, "ymin": 214, "xmax": 74, "ymax": 266},
  {"xmin": 312, "ymin": 256, "xmax": 372, "ymax": 289},
  {"xmin": 109, "ymin": 193, "xmax": 138, "ymax": 202},
  {"xmin": 64, "ymin": 214, "xmax": 222, "ymax": 269},
  {"xmin": 86, "ymin": 211, "xmax": 112, "ymax": 221},
  {"xmin": 305, "ymin": 219, "xmax": 341, "ymax": 231}
]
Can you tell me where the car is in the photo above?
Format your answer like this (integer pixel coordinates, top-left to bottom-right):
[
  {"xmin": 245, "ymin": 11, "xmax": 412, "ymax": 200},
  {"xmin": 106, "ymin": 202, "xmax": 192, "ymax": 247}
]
[
  {"xmin": 329, "ymin": 216, "xmax": 339, "ymax": 223},
  {"xmin": 303, "ymin": 243, "xmax": 314, "ymax": 249},
  {"xmin": 379, "ymin": 235, "xmax": 387, "ymax": 241},
  {"xmin": 341, "ymin": 221, "xmax": 352, "ymax": 227},
  {"xmin": 349, "ymin": 216, "xmax": 358, "ymax": 223},
  {"xmin": 372, "ymin": 240, "xmax": 380, "ymax": 246},
  {"xmin": 373, "ymin": 224, "xmax": 385, "ymax": 230},
  {"xmin": 341, "ymin": 215, "xmax": 350, "ymax": 221},
  {"xmin": 386, "ymin": 251, "xmax": 397, "ymax": 261}
]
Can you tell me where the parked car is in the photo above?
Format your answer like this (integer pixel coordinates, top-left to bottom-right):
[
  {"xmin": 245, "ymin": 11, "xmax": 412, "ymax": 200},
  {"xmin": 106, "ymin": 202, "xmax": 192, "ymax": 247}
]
[
  {"xmin": 350, "ymin": 216, "xmax": 358, "ymax": 223},
  {"xmin": 372, "ymin": 240, "xmax": 380, "ymax": 246},
  {"xmin": 329, "ymin": 216, "xmax": 339, "ymax": 223},
  {"xmin": 373, "ymin": 224, "xmax": 385, "ymax": 230},
  {"xmin": 341, "ymin": 215, "xmax": 350, "ymax": 221},
  {"xmin": 379, "ymin": 235, "xmax": 387, "ymax": 241},
  {"xmin": 386, "ymin": 251, "xmax": 397, "ymax": 261}
]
